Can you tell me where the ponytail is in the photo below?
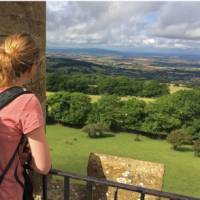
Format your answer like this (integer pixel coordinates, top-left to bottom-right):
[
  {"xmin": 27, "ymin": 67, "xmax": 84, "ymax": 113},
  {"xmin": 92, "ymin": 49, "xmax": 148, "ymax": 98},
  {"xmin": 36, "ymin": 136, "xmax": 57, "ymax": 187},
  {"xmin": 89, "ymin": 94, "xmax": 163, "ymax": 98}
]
[
  {"xmin": 0, "ymin": 48, "xmax": 16, "ymax": 86},
  {"xmin": 0, "ymin": 32, "xmax": 39, "ymax": 87}
]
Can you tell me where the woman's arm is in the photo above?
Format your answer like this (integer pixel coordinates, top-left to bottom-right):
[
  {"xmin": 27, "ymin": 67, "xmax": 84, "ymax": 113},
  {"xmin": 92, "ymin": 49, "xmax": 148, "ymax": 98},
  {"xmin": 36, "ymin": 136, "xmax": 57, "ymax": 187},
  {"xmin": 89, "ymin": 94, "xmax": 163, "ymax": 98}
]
[{"xmin": 26, "ymin": 125, "xmax": 52, "ymax": 175}]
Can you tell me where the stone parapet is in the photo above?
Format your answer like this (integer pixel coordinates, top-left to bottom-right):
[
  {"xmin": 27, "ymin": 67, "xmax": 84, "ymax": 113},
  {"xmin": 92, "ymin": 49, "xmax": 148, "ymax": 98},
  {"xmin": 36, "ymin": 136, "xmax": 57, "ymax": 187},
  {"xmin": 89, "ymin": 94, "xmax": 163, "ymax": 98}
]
[{"xmin": 87, "ymin": 152, "xmax": 165, "ymax": 200}]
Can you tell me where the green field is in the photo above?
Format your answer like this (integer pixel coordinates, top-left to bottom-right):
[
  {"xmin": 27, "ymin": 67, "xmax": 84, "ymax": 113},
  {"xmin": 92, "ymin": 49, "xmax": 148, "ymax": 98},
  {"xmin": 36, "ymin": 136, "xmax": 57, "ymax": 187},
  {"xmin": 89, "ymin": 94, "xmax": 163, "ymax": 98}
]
[
  {"xmin": 46, "ymin": 124, "xmax": 200, "ymax": 198},
  {"xmin": 169, "ymin": 84, "xmax": 191, "ymax": 94}
]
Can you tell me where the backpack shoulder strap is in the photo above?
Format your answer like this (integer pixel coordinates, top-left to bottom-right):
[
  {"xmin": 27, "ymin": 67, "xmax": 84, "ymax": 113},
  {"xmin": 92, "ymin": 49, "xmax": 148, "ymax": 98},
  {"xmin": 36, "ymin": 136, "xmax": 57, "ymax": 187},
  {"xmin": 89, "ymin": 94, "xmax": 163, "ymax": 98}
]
[
  {"xmin": 0, "ymin": 86, "xmax": 32, "ymax": 110},
  {"xmin": 0, "ymin": 135, "xmax": 25, "ymax": 184},
  {"xmin": 0, "ymin": 86, "xmax": 33, "ymax": 185}
]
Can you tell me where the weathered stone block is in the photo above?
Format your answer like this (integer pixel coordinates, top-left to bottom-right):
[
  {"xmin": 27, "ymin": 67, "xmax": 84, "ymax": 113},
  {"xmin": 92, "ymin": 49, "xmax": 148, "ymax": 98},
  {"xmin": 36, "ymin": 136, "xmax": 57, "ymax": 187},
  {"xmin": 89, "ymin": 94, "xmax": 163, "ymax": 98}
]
[{"xmin": 87, "ymin": 152, "xmax": 165, "ymax": 200}]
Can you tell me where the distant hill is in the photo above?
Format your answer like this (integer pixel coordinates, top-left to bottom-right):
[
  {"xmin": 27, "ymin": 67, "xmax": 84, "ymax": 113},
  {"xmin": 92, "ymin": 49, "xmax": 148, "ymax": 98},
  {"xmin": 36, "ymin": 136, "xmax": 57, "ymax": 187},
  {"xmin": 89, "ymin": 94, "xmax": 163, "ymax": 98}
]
[
  {"xmin": 47, "ymin": 47, "xmax": 200, "ymax": 60},
  {"xmin": 47, "ymin": 48, "xmax": 125, "ymax": 57},
  {"xmin": 46, "ymin": 56, "xmax": 146, "ymax": 77},
  {"xmin": 46, "ymin": 56, "xmax": 200, "ymax": 85}
]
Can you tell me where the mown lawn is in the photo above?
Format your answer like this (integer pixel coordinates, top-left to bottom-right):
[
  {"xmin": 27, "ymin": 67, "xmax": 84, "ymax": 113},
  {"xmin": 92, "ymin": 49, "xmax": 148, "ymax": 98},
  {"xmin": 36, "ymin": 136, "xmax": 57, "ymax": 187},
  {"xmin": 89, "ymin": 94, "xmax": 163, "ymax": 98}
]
[{"xmin": 46, "ymin": 124, "xmax": 200, "ymax": 198}]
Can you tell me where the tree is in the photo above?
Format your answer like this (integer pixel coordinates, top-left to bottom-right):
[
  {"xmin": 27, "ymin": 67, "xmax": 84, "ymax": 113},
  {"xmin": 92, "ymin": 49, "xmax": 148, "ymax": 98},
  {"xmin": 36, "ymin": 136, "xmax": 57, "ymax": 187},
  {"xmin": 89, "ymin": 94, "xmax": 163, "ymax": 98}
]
[
  {"xmin": 185, "ymin": 119, "xmax": 200, "ymax": 139},
  {"xmin": 46, "ymin": 72, "xmax": 66, "ymax": 91},
  {"xmin": 193, "ymin": 139, "xmax": 200, "ymax": 157},
  {"xmin": 142, "ymin": 89, "xmax": 200, "ymax": 135},
  {"xmin": 47, "ymin": 91, "xmax": 91, "ymax": 126},
  {"xmin": 142, "ymin": 95, "xmax": 182, "ymax": 134},
  {"xmin": 64, "ymin": 74, "xmax": 89, "ymax": 93},
  {"xmin": 112, "ymin": 77, "xmax": 131, "ymax": 96},
  {"xmin": 130, "ymin": 80, "xmax": 144, "ymax": 96},
  {"xmin": 173, "ymin": 90, "xmax": 200, "ymax": 125},
  {"xmin": 47, "ymin": 91, "xmax": 71, "ymax": 123},
  {"xmin": 97, "ymin": 77, "xmax": 118, "ymax": 95},
  {"xmin": 141, "ymin": 80, "xmax": 169, "ymax": 97},
  {"xmin": 87, "ymin": 95, "xmax": 123, "ymax": 130},
  {"xmin": 61, "ymin": 92, "xmax": 91, "ymax": 126},
  {"xmin": 121, "ymin": 98, "xmax": 146, "ymax": 130}
]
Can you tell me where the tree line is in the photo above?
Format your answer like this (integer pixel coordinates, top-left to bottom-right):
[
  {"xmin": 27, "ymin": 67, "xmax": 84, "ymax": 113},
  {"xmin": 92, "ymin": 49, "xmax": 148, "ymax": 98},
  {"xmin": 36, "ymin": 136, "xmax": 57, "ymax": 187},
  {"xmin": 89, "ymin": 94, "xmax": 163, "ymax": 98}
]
[
  {"xmin": 46, "ymin": 72, "xmax": 169, "ymax": 97},
  {"xmin": 46, "ymin": 89, "xmax": 200, "ymax": 139}
]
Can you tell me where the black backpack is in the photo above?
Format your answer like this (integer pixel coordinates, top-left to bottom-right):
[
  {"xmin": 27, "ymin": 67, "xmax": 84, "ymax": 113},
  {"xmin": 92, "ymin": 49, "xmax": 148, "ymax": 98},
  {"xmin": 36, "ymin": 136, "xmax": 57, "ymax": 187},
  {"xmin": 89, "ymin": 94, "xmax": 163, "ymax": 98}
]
[{"xmin": 0, "ymin": 86, "xmax": 34, "ymax": 200}]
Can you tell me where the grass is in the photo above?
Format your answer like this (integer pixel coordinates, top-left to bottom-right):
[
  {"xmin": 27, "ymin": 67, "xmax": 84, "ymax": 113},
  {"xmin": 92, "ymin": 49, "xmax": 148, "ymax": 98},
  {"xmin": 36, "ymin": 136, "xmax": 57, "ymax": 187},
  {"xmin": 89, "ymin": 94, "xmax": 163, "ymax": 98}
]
[
  {"xmin": 46, "ymin": 91, "xmax": 55, "ymax": 97},
  {"xmin": 169, "ymin": 84, "xmax": 191, "ymax": 94},
  {"xmin": 46, "ymin": 124, "xmax": 200, "ymax": 198},
  {"xmin": 46, "ymin": 91, "xmax": 155, "ymax": 103},
  {"xmin": 88, "ymin": 94, "xmax": 156, "ymax": 103}
]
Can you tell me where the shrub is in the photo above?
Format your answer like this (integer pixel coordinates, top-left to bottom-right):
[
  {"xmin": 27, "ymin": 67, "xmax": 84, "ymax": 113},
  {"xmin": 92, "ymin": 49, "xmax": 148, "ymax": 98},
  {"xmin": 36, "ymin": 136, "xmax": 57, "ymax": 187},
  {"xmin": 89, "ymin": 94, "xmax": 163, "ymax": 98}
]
[
  {"xmin": 134, "ymin": 134, "xmax": 142, "ymax": 142},
  {"xmin": 82, "ymin": 123, "xmax": 109, "ymax": 138},
  {"xmin": 166, "ymin": 129, "xmax": 192, "ymax": 150},
  {"xmin": 193, "ymin": 139, "xmax": 200, "ymax": 157}
]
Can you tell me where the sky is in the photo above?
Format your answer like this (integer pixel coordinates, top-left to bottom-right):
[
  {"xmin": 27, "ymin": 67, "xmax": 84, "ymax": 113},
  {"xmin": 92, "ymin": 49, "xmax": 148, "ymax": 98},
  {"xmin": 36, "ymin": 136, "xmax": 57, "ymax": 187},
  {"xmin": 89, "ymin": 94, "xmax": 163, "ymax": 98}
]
[{"xmin": 47, "ymin": 1, "xmax": 200, "ymax": 54}]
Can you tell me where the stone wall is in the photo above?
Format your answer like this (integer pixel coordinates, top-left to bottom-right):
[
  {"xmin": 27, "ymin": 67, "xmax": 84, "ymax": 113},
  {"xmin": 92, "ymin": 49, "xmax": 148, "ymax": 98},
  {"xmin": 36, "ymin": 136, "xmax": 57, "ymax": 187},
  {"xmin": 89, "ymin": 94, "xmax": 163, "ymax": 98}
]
[{"xmin": 0, "ymin": 2, "xmax": 46, "ymax": 198}]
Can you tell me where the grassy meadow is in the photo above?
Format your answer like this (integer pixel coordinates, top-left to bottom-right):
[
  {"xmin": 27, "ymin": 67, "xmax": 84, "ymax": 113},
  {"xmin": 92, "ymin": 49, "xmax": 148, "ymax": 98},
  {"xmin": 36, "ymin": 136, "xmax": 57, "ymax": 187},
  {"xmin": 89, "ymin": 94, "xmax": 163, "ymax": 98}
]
[
  {"xmin": 169, "ymin": 84, "xmax": 191, "ymax": 94},
  {"xmin": 46, "ymin": 124, "xmax": 200, "ymax": 198}
]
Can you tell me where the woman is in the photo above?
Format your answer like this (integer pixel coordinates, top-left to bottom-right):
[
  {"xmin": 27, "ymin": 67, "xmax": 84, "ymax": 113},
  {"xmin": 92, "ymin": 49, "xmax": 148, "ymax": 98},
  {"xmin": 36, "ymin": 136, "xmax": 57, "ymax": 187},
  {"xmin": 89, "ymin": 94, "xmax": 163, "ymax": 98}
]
[{"xmin": 0, "ymin": 32, "xmax": 51, "ymax": 199}]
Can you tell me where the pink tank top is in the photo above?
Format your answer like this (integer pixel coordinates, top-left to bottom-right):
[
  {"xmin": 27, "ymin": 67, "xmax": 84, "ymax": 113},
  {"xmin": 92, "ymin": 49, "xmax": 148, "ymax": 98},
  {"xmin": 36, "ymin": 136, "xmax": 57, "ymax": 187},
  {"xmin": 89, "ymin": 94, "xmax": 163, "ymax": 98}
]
[{"xmin": 0, "ymin": 86, "xmax": 45, "ymax": 200}]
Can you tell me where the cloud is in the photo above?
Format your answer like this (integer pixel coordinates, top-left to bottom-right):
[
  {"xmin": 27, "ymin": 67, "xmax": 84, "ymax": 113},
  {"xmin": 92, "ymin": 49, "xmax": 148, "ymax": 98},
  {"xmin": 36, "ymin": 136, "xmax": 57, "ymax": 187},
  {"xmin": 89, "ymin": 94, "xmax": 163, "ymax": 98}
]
[
  {"xmin": 47, "ymin": 1, "xmax": 200, "ymax": 52},
  {"xmin": 149, "ymin": 2, "xmax": 200, "ymax": 41}
]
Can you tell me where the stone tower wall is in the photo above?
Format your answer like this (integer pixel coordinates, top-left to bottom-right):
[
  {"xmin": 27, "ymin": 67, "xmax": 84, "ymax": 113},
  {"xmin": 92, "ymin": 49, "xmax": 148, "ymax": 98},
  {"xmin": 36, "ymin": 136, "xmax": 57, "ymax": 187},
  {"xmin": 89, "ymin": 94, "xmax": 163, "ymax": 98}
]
[
  {"xmin": 0, "ymin": 2, "xmax": 46, "ymax": 198},
  {"xmin": 0, "ymin": 2, "xmax": 46, "ymax": 109}
]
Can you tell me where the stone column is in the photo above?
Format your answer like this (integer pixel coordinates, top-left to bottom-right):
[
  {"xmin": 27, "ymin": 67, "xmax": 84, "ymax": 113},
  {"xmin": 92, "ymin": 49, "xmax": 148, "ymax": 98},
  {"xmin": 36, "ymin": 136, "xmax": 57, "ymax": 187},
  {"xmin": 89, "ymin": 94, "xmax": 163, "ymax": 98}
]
[{"xmin": 0, "ymin": 2, "xmax": 46, "ymax": 199}]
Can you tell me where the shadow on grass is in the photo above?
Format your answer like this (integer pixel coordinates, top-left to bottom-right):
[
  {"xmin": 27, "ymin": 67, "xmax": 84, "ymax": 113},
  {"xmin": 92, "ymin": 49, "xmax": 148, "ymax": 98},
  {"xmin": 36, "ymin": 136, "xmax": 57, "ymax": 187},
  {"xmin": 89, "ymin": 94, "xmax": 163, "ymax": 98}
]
[
  {"xmin": 174, "ymin": 146, "xmax": 193, "ymax": 152},
  {"xmin": 87, "ymin": 133, "xmax": 116, "ymax": 139}
]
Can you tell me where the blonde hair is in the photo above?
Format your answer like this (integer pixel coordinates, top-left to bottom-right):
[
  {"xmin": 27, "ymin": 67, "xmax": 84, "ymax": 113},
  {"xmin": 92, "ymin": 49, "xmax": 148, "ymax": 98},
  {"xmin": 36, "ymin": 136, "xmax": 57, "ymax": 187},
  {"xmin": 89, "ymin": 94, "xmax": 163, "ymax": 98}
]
[{"xmin": 0, "ymin": 32, "xmax": 40, "ymax": 87}]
